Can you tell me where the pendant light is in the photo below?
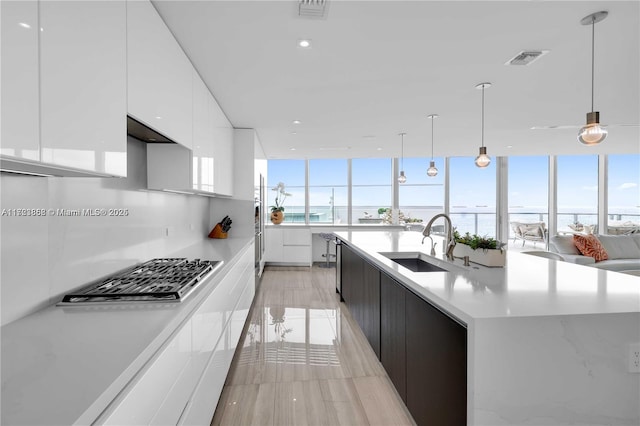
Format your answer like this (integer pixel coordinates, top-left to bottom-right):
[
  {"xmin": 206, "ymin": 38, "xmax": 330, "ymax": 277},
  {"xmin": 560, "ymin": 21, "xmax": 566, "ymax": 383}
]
[
  {"xmin": 578, "ymin": 11, "xmax": 608, "ymax": 145},
  {"xmin": 474, "ymin": 82, "xmax": 491, "ymax": 168},
  {"xmin": 426, "ymin": 114, "xmax": 438, "ymax": 177},
  {"xmin": 398, "ymin": 132, "xmax": 407, "ymax": 184}
]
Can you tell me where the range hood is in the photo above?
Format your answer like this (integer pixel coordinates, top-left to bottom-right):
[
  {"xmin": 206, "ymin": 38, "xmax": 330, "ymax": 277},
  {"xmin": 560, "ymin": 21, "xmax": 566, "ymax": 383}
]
[{"xmin": 127, "ymin": 116, "xmax": 176, "ymax": 144}]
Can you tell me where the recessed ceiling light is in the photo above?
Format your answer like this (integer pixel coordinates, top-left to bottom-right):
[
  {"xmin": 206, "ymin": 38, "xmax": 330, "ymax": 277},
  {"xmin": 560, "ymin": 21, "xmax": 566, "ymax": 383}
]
[
  {"xmin": 19, "ymin": 22, "xmax": 31, "ymax": 29},
  {"xmin": 292, "ymin": 120, "xmax": 301, "ymax": 125},
  {"xmin": 297, "ymin": 39, "xmax": 312, "ymax": 48},
  {"xmin": 507, "ymin": 145, "xmax": 513, "ymax": 148},
  {"xmin": 377, "ymin": 147, "xmax": 382, "ymax": 151},
  {"xmin": 290, "ymin": 148, "xmax": 296, "ymax": 151},
  {"xmin": 155, "ymin": 116, "xmax": 162, "ymax": 120}
]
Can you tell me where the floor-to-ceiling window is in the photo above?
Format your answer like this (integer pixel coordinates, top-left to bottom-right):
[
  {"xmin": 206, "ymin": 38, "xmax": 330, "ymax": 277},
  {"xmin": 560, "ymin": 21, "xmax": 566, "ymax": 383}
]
[
  {"xmin": 351, "ymin": 158, "xmax": 392, "ymax": 223},
  {"xmin": 607, "ymin": 154, "xmax": 640, "ymax": 234},
  {"xmin": 449, "ymin": 157, "xmax": 497, "ymax": 237},
  {"xmin": 398, "ymin": 157, "xmax": 445, "ymax": 223},
  {"xmin": 556, "ymin": 155, "xmax": 598, "ymax": 232},
  {"xmin": 508, "ymin": 156, "xmax": 549, "ymax": 240},
  {"xmin": 266, "ymin": 154, "xmax": 635, "ymax": 232},
  {"xmin": 267, "ymin": 159, "xmax": 305, "ymax": 223},
  {"xmin": 308, "ymin": 159, "xmax": 348, "ymax": 224}
]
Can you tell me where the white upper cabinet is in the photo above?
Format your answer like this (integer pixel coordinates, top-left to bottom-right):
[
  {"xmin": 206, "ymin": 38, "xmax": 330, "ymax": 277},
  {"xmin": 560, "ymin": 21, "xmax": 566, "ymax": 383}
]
[
  {"xmin": 0, "ymin": 1, "xmax": 40, "ymax": 162},
  {"xmin": 192, "ymin": 71, "xmax": 215, "ymax": 192},
  {"xmin": 147, "ymin": 71, "xmax": 230, "ymax": 196},
  {"xmin": 0, "ymin": 0, "xmax": 127, "ymax": 177},
  {"xmin": 212, "ymin": 99, "xmax": 234, "ymax": 196},
  {"xmin": 127, "ymin": 0, "xmax": 193, "ymax": 149},
  {"xmin": 39, "ymin": 0, "xmax": 127, "ymax": 176}
]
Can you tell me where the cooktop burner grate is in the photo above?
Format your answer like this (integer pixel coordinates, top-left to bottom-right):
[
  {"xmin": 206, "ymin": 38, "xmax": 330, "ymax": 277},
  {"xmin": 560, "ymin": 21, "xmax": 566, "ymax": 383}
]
[{"xmin": 59, "ymin": 258, "xmax": 221, "ymax": 305}]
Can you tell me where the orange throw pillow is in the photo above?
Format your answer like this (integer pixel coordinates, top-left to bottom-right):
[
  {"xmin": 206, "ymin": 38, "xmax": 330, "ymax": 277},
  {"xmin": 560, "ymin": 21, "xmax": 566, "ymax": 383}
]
[{"xmin": 573, "ymin": 234, "xmax": 609, "ymax": 262}]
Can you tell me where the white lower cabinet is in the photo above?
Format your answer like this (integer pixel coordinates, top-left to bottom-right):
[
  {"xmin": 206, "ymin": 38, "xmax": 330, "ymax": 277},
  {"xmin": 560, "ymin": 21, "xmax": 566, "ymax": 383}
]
[
  {"xmin": 96, "ymin": 243, "xmax": 255, "ymax": 425},
  {"xmin": 178, "ymin": 265, "xmax": 255, "ymax": 425},
  {"xmin": 265, "ymin": 226, "xmax": 284, "ymax": 262},
  {"xmin": 100, "ymin": 321, "xmax": 193, "ymax": 425},
  {"xmin": 265, "ymin": 227, "xmax": 311, "ymax": 265}
]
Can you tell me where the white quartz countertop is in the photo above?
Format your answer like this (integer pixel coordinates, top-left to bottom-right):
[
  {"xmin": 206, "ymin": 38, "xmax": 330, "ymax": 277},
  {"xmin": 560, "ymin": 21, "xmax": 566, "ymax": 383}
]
[
  {"xmin": 335, "ymin": 231, "xmax": 640, "ymax": 324},
  {"xmin": 1, "ymin": 236, "xmax": 253, "ymax": 426}
]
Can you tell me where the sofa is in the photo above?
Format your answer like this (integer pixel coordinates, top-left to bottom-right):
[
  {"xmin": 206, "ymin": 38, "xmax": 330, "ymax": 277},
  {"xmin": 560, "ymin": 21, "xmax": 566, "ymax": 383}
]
[{"xmin": 549, "ymin": 234, "xmax": 640, "ymax": 271}]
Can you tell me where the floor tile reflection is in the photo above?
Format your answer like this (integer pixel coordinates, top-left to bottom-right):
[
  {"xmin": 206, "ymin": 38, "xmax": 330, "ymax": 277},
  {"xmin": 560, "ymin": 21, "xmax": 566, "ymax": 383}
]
[{"xmin": 213, "ymin": 265, "xmax": 415, "ymax": 425}]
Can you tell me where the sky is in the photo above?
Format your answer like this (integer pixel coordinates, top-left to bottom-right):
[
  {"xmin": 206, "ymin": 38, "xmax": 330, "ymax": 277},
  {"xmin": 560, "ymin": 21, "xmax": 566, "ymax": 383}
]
[{"xmin": 267, "ymin": 154, "xmax": 640, "ymax": 213}]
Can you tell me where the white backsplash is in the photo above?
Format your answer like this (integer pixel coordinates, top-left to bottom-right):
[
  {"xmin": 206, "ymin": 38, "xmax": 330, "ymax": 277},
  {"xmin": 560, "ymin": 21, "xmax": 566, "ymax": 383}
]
[{"xmin": 0, "ymin": 137, "xmax": 212, "ymax": 325}]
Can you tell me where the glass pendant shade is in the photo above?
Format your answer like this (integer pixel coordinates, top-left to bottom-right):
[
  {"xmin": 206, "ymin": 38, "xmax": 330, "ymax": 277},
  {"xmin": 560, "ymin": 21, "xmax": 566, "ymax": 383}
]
[
  {"xmin": 398, "ymin": 170, "xmax": 407, "ymax": 184},
  {"xmin": 426, "ymin": 161, "xmax": 438, "ymax": 177},
  {"xmin": 475, "ymin": 146, "xmax": 491, "ymax": 168},
  {"xmin": 578, "ymin": 111, "xmax": 607, "ymax": 145}
]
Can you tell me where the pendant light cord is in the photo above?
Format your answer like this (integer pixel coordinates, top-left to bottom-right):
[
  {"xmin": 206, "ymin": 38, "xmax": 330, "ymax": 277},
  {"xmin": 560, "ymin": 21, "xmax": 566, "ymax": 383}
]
[
  {"xmin": 430, "ymin": 118, "xmax": 435, "ymax": 160},
  {"xmin": 400, "ymin": 133, "xmax": 404, "ymax": 169},
  {"xmin": 591, "ymin": 16, "xmax": 595, "ymax": 112},
  {"xmin": 481, "ymin": 85, "xmax": 485, "ymax": 148}
]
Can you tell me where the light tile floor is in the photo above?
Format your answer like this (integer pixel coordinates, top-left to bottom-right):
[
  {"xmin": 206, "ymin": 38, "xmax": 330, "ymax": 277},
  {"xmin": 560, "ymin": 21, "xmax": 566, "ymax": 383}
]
[{"xmin": 211, "ymin": 265, "xmax": 415, "ymax": 426}]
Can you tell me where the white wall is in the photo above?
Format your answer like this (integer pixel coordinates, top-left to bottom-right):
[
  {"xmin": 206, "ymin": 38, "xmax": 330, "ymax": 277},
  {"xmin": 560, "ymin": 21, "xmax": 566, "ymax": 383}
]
[
  {"xmin": 0, "ymin": 137, "xmax": 211, "ymax": 325},
  {"xmin": 208, "ymin": 198, "xmax": 253, "ymax": 239},
  {"xmin": 206, "ymin": 128, "xmax": 259, "ymax": 239}
]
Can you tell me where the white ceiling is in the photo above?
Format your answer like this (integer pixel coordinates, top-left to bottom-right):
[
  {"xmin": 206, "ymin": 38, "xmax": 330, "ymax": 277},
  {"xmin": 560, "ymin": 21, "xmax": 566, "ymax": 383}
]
[{"xmin": 153, "ymin": 0, "xmax": 640, "ymax": 160}]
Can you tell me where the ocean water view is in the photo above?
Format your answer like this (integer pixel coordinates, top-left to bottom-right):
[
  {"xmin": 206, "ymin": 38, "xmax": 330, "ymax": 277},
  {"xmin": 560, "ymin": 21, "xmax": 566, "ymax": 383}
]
[{"xmin": 275, "ymin": 205, "xmax": 640, "ymax": 240}]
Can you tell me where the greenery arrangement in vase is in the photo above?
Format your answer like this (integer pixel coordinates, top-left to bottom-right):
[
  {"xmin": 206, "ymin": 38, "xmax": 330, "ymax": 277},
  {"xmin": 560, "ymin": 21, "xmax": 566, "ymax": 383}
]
[
  {"xmin": 453, "ymin": 230, "xmax": 503, "ymax": 250},
  {"xmin": 453, "ymin": 230, "xmax": 506, "ymax": 267},
  {"xmin": 270, "ymin": 182, "xmax": 291, "ymax": 224}
]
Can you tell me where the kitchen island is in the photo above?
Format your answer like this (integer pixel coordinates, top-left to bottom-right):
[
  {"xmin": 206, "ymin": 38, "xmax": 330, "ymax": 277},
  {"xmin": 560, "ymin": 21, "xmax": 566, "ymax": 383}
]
[{"xmin": 335, "ymin": 230, "xmax": 640, "ymax": 426}]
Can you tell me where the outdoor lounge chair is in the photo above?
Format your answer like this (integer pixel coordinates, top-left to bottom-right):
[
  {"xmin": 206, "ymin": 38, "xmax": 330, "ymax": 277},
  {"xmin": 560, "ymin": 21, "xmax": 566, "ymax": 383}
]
[{"xmin": 510, "ymin": 221, "xmax": 547, "ymax": 247}]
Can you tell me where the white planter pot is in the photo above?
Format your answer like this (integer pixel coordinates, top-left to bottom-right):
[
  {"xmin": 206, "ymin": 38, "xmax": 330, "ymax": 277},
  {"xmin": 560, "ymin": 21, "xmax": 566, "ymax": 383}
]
[{"xmin": 453, "ymin": 243, "xmax": 506, "ymax": 267}]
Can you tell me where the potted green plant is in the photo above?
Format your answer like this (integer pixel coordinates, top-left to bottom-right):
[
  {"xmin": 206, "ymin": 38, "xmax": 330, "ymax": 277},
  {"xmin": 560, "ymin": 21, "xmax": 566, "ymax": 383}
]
[
  {"xmin": 270, "ymin": 182, "xmax": 291, "ymax": 224},
  {"xmin": 453, "ymin": 230, "xmax": 506, "ymax": 267}
]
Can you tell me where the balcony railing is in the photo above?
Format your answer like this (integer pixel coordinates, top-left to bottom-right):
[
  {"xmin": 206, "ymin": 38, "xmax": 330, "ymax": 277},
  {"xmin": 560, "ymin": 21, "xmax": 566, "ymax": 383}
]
[{"xmin": 273, "ymin": 206, "xmax": 639, "ymax": 236}]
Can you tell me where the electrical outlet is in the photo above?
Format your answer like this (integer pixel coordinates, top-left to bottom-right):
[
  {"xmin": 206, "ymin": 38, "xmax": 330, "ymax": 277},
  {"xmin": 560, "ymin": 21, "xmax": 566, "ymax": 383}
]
[{"xmin": 629, "ymin": 343, "xmax": 640, "ymax": 373}]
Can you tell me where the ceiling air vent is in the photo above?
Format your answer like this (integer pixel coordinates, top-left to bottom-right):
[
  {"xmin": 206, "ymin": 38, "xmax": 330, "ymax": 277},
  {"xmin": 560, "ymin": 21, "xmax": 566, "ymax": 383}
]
[
  {"xmin": 298, "ymin": 0, "xmax": 328, "ymax": 19},
  {"xmin": 505, "ymin": 50, "xmax": 549, "ymax": 66}
]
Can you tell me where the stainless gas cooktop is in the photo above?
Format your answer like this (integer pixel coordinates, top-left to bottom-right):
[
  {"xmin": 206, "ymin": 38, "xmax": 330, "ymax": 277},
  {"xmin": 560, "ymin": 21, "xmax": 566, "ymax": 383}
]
[{"xmin": 58, "ymin": 258, "xmax": 222, "ymax": 305}]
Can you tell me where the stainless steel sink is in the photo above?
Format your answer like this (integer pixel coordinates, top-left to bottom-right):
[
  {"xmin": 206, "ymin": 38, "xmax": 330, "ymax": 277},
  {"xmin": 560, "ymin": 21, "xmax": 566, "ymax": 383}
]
[
  {"xmin": 391, "ymin": 258, "xmax": 447, "ymax": 272},
  {"xmin": 379, "ymin": 252, "xmax": 448, "ymax": 272}
]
